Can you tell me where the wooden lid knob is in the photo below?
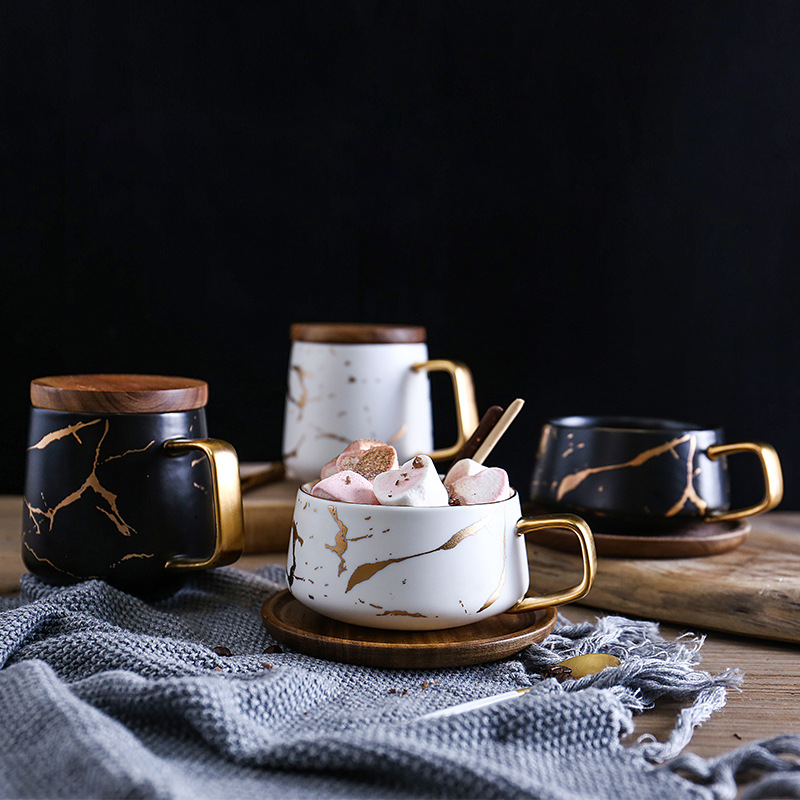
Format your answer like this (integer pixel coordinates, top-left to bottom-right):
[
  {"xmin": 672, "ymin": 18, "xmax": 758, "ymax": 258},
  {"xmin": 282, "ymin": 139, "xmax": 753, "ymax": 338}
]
[
  {"xmin": 290, "ymin": 323, "xmax": 427, "ymax": 344},
  {"xmin": 30, "ymin": 375, "xmax": 209, "ymax": 414}
]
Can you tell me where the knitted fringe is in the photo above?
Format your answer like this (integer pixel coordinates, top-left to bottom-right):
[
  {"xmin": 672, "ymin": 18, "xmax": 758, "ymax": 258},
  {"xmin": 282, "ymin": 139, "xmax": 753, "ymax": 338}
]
[
  {"xmin": 521, "ymin": 614, "xmax": 743, "ymax": 762},
  {"xmin": 663, "ymin": 734, "xmax": 800, "ymax": 799},
  {"xmin": 524, "ymin": 613, "xmax": 800, "ymax": 796}
]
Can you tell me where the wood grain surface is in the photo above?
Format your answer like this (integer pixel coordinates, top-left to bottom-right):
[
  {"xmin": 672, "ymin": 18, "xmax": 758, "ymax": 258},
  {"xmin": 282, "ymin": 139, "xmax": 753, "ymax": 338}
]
[
  {"xmin": 29, "ymin": 374, "xmax": 208, "ymax": 413},
  {"xmin": 530, "ymin": 518, "xmax": 751, "ymax": 558},
  {"xmin": 528, "ymin": 513, "xmax": 800, "ymax": 643},
  {"xmin": 261, "ymin": 590, "xmax": 557, "ymax": 668},
  {"xmin": 240, "ymin": 464, "xmax": 298, "ymax": 553},
  {"xmin": 289, "ymin": 323, "xmax": 427, "ymax": 344}
]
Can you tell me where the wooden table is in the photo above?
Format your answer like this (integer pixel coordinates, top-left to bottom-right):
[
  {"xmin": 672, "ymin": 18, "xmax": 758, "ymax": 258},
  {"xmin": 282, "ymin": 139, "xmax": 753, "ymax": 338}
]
[{"xmin": 3, "ymin": 496, "xmax": 798, "ymax": 765}]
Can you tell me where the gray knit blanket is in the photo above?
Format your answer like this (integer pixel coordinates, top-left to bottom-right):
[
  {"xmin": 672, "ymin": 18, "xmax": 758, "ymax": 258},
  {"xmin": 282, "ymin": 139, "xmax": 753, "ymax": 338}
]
[{"xmin": 0, "ymin": 566, "xmax": 798, "ymax": 800}]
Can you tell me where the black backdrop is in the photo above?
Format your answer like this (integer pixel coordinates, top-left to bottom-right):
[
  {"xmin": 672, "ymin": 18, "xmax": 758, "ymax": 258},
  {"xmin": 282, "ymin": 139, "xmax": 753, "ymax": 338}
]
[{"xmin": 3, "ymin": 2, "xmax": 800, "ymax": 510}]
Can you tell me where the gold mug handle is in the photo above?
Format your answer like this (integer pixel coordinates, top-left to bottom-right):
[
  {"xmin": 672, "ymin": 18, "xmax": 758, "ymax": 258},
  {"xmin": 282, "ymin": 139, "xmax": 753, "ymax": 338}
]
[
  {"xmin": 705, "ymin": 441, "xmax": 783, "ymax": 521},
  {"xmin": 163, "ymin": 438, "xmax": 244, "ymax": 570},
  {"xmin": 508, "ymin": 513, "xmax": 597, "ymax": 613},
  {"xmin": 411, "ymin": 359, "xmax": 480, "ymax": 462}
]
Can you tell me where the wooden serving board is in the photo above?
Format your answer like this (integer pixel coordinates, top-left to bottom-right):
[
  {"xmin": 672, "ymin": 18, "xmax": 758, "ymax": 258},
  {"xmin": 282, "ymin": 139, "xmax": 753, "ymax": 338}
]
[
  {"xmin": 528, "ymin": 513, "xmax": 800, "ymax": 643},
  {"xmin": 240, "ymin": 463, "xmax": 298, "ymax": 554}
]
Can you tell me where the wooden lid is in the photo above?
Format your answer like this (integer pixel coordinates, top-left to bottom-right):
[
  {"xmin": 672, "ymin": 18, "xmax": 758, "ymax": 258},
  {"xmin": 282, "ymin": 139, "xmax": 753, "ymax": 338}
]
[
  {"xmin": 30, "ymin": 375, "xmax": 209, "ymax": 413},
  {"xmin": 290, "ymin": 323, "xmax": 427, "ymax": 344}
]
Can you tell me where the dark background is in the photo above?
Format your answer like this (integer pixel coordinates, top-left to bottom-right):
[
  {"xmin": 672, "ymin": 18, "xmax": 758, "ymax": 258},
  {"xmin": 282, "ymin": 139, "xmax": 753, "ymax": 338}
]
[{"xmin": 3, "ymin": 2, "xmax": 799, "ymax": 509}]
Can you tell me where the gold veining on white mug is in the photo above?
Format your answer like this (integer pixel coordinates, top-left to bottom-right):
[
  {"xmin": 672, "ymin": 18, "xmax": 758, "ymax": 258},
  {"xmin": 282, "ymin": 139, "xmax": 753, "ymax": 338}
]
[
  {"xmin": 287, "ymin": 520, "xmax": 305, "ymax": 587},
  {"xmin": 375, "ymin": 609, "xmax": 427, "ymax": 618},
  {"xmin": 387, "ymin": 423, "xmax": 408, "ymax": 445},
  {"xmin": 287, "ymin": 364, "xmax": 313, "ymax": 419},
  {"xmin": 477, "ymin": 512, "xmax": 509, "ymax": 613},
  {"xmin": 344, "ymin": 519, "xmax": 486, "ymax": 593},
  {"xmin": 325, "ymin": 506, "xmax": 349, "ymax": 575}
]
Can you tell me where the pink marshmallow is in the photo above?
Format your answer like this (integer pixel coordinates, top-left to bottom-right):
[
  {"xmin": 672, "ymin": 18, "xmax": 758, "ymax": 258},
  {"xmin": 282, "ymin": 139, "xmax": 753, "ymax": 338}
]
[
  {"xmin": 443, "ymin": 458, "xmax": 485, "ymax": 486},
  {"xmin": 372, "ymin": 454, "xmax": 449, "ymax": 507},
  {"xmin": 448, "ymin": 467, "xmax": 513, "ymax": 505},
  {"xmin": 310, "ymin": 470, "xmax": 379, "ymax": 505}
]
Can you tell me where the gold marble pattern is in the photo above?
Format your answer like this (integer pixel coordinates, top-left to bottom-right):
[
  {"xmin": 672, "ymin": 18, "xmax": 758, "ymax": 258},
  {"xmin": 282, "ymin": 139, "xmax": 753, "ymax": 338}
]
[
  {"xmin": 25, "ymin": 420, "xmax": 141, "ymax": 537},
  {"xmin": 324, "ymin": 506, "xmax": 349, "ymax": 575},
  {"xmin": 27, "ymin": 419, "xmax": 102, "ymax": 450},
  {"xmin": 665, "ymin": 435, "xmax": 708, "ymax": 517},
  {"xmin": 556, "ymin": 433, "xmax": 695, "ymax": 502},
  {"xmin": 344, "ymin": 519, "xmax": 486, "ymax": 593}
]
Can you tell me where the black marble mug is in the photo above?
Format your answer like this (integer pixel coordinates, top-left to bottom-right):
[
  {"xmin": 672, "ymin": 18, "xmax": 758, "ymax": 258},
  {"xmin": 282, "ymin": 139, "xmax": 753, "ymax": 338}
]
[
  {"xmin": 22, "ymin": 375, "xmax": 244, "ymax": 585},
  {"xmin": 530, "ymin": 416, "xmax": 783, "ymax": 532}
]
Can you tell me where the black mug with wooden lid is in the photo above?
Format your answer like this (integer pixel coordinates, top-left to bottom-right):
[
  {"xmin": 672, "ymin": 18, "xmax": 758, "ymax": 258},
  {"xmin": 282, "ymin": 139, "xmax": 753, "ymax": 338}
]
[{"xmin": 22, "ymin": 375, "xmax": 244, "ymax": 585}]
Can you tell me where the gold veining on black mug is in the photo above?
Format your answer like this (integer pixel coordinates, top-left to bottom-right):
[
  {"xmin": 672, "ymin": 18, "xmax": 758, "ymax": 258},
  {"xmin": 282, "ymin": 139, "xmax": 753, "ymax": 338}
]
[
  {"xmin": 530, "ymin": 416, "xmax": 783, "ymax": 533},
  {"xmin": 22, "ymin": 375, "xmax": 244, "ymax": 585}
]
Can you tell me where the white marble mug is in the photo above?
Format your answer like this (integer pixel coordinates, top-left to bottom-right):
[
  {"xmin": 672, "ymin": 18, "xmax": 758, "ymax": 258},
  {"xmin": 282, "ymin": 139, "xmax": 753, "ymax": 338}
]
[
  {"xmin": 282, "ymin": 324, "xmax": 479, "ymax": 483},
  {"xmin": 286, "ymin": 486, "xmax": 597, "ymax": 630}
]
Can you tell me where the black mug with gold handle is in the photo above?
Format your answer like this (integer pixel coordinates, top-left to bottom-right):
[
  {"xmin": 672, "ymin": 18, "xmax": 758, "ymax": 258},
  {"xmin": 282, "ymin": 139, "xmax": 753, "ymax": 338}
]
[
  {"xmin": 530, "ymin": 416, "xmax": 783, "ymax": 533},
  {"xmin": 22, "ymin": 375, "xmax": 244, "ymax": 585}
]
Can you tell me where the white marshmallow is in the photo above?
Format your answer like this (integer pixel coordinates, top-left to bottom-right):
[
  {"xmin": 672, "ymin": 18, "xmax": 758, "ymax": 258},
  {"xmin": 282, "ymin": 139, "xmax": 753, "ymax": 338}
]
[
  {"xmin": 448, "ymin": 467, "xmax": 513, "ymax": 505},
  {"xmin": 310, "ymin": 470, "xmax": 379, "ymax": 505},
  {"xmin": 373, "ymin": 454, "xmax": 449, "ymax": 507}
]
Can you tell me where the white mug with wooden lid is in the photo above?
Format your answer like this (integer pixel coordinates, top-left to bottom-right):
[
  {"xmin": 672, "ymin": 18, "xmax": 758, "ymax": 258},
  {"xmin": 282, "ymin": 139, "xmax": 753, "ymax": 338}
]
[{"xmin": 282, "ymin": 323, "xmax": 480, "ymax": 482}]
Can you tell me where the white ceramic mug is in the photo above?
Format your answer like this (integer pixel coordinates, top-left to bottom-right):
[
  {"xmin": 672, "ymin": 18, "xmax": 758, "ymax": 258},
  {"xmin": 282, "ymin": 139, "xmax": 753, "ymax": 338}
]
[
  {"xmin": 286, "ymin": 486, "xmax": 597, "ymax": 630},
  {"xmin": 282, "ymin": 324, "xmax": 479, "ymax": 482}
]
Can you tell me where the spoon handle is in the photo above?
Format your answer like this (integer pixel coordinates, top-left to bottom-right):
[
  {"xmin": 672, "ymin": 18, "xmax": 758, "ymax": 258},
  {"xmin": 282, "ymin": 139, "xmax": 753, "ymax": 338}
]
[{"xmin": 445, "ymin": 405, "xmax": 505, "ymax": 470}]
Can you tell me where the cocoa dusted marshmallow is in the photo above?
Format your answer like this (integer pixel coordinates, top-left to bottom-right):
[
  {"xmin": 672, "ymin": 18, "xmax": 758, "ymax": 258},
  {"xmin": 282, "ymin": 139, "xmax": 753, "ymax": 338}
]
[
  {"xmin": 320, "ymin": 439, "xmax": 392, "ymax": 479},
  {"xmin": 448, "ymin": 467, "xmax": 513, "ymax": 505},
  {"xmin": 310, "ymin": 470, "xmax": 379, "ymax": 505},
  {"xmin": 353, "ymin": 444, "xmax": 399, "ymax": 480},
  {"xmin": 373, "ymin": 454, "xmax": 449, "ymax": 507}
]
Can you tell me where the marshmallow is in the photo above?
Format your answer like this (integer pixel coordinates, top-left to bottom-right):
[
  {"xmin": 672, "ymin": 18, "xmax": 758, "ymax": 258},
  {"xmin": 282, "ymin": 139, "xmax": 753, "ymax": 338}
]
[
  {"xmin": 373, "ymin": 454, "xmax": 449, "ymax": 507},
  {"xmin": 448, "ymin": 467, "xmax": 513, "ymax": 505},
  {"xmin": 353, "ymin": 444, "xmax": 398, "ymax": 480},
  {"xmin": 310, "ymin": 470, "xmax": 379, "ymax": 505},
  {"xmin": 320, "ymin": 439, "xmax": 386, "ymax": 479},
  {"xmin": 443, "ymin": 458, "xmax": 485, "ymax": 486}
]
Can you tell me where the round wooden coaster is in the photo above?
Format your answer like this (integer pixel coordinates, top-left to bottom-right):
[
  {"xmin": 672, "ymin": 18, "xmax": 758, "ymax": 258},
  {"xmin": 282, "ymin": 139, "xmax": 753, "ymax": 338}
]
[
  {"xmin": 261, "ymin": 590, "xmax": 557, "ymax": 669},
  {"xmin": 533, "ymin": 518, "xmax": 751, "ymax": 558}
]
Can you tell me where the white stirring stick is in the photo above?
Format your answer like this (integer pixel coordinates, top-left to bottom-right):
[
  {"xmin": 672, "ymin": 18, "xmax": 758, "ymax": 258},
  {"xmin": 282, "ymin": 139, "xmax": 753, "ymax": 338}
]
[
  {"xmin": 416, "ymin": 688, "xmax": 531, "ymax": 721},
  {"xmin": 471, "ymin": 398, "xmax": 525, "ymax": 464}
]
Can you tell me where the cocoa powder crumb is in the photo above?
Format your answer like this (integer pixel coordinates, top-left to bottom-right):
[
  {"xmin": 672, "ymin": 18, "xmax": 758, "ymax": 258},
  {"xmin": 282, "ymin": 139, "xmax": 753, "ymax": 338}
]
[
  {"xmin": 261, "ymin": 662, "xmax": 273, "ymax": 669},
  {"xmin": 544, "ymin": 665, "xmax": 573, "ymax": 682},
  {"xmin": 412, "ymin": 456, "xmax": 425, "ymax": 468}
]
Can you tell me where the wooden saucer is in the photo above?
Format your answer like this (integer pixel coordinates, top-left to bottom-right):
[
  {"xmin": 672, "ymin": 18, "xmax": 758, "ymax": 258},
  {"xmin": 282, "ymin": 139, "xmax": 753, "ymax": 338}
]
[
  {"xmin": 534, "ymin": 518, "xmax": 751, "ymax": 558},
  {"xmin": 261, "ymin": 590, "xmax": 557, "ymax": 669}
]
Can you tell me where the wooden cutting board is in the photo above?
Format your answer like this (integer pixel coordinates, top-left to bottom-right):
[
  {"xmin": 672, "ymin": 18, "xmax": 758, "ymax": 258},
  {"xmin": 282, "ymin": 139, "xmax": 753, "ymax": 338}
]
[
  {"xmin": 527, "ymin": 513, "xmax": 800, "ymax": 644},
  {"xmin": 240, "ymin": 463, "xmax": 298, "ymax": 554}
]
